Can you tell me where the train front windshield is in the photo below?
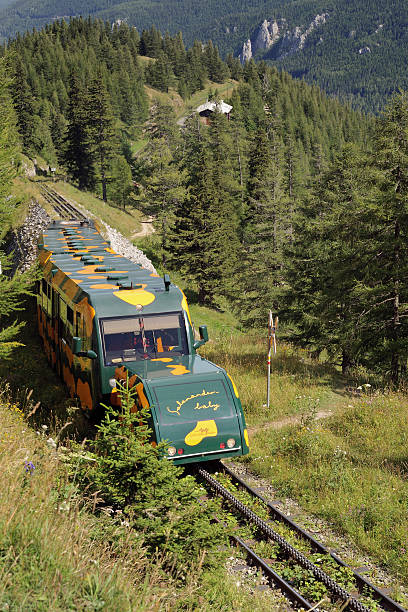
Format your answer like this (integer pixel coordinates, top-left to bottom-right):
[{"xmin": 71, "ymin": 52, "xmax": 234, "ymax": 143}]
[{"xmin": 101, "ymin": 312, "xmax": 189, "ymax": 364}]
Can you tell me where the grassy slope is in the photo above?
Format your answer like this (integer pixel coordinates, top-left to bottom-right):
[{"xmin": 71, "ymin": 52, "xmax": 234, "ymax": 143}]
[
  {"xmin": 190, "ymin": 305, "xmax": 408, "ymax": 597},
  {"xmin": 1, "ymin": 392, "xmax": 284, "ymax": 611},
  {"xmin": 144, "ymin": 77, "xmax": 238, "ymax": 120},
  {"xmin": 52, "ymin": 181, "xmax": 144, "ymax": 238}
]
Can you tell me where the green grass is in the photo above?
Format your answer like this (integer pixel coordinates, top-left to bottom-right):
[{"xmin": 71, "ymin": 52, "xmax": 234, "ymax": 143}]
[
  {"xmin": 178, "ymin": 79, "xmax": 238, "ymax": 119},
  {"xmin": 142, "ymin": 78, "xmax": 238, "ymax": 120},
  {"xmin": 194, "ymin": 326, "xmax": 408, "ymax": 596},
  {"xmin": 52, "ymin": 181, "xmax": 143, "ymax": 238},
  {"xmin": 0, "ymin": 387, "xmax": 288, "ymax": 611},
  {"xmin": 131, "ymin": 138, "xmax": 148, "ymax": 155},
  {"xmin": 198, "ymin": 329, "xmax": 344, "ymax": 427},
  {"xmin": 244, "ymin": 394, "xmax": 408, "ymax": 594}
]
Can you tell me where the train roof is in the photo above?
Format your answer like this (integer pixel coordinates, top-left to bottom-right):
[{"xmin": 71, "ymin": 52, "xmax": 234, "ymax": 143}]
[{"xmin": 38, "ymin": 220, "xmax": 186, "ymax": 318}]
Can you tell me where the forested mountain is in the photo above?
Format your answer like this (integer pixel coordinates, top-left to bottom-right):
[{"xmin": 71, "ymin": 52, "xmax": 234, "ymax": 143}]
[
  {"xmin": 4, "ymin": 15, "xmax": 408, "ymax": 385},
  {"xmin": 1, "ymin": 0, "xmax": 408, "ymax": 111}
]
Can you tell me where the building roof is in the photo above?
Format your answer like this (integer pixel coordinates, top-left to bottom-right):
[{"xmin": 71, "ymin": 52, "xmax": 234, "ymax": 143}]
[{"xmin": 196, "ymin": 100, "xmax": 233, "ymax": 115}]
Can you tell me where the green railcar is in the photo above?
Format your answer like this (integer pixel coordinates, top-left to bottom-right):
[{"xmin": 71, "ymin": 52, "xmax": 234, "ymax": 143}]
[{"xmin": 37, "ymin": 219, "xmax": 249, "ymax": 464}]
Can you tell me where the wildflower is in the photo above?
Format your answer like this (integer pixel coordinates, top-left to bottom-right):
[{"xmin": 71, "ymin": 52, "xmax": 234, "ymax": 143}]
[
  {"xmin": 363, "ymin": 383, "xmax": 371, "ymax": 388},
  {"xmin": 24, "ymin": 461, "xmax": 35, "ymax": 474},
  {"xmin": 41, "ymin": 425, "xmax": 48, "ymax": 431},
  {"xmin": 47, "ymin": 437, "xmax": 57, "ymax": 449}
]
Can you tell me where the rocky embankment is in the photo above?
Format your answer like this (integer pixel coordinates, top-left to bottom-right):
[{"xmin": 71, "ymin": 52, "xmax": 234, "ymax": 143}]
[
  {"xmin": 6, "ymin": 201, "xmax": 51, "ymax": 273},
  {"xmin": 103, "ymin": 223, "xmax": 156, "ymax": 274}
]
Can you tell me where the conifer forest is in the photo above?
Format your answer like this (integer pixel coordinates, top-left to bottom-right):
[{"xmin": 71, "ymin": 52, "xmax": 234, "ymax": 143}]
[{"xmin": 2, "ymin": 16, "xmax": 408, "ymax": 388}]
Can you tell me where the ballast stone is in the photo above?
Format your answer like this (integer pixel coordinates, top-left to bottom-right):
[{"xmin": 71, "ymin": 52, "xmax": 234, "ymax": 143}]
[
  {"xmin": 103, "ymin": 223, "xmax": 157, "ymax": 274},
  {"xmin": 8, "ymin": 201, "xmax": 51, "ymax": 272}
]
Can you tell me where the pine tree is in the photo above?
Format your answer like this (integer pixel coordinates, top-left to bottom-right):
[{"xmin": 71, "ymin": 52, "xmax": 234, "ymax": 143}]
[
  {"xmin": 63, "ymin": 72, "xmax": 95, "ymax": 190},
  {"xmin": 86, "ymin": 72, "xmax": 118, "ymax": 201},
  {"xmin": 107, "ymin": 155, "xmax": 132, "ymax": 210},
  {"xmin": 169, "ymin": 111, "xmax": 240, "ymax": 305},
  {"xmin": 283, "ymin": 144, "xmax": 374, "ymax": 373},
  {"xmin": 9, "ymin": 55, "xmax": 37, "ymax": 153},
  {"xmin": 232, "ymin": 122, "xmax": 288, "ymax": 325},
  {"xmin": 139, "ymin": 102, "xmax": 185, "ymax": 267},
  {"xmin": 358, "ymin": 92, "xmax": 408, "ymax": 385},
  {"xmin": 168, "ymin": 116, "xmax": 219, "ymax": 303},
  {"xmin": 0, "ymin": 58, "xmax": 34, "ymax": 359}
]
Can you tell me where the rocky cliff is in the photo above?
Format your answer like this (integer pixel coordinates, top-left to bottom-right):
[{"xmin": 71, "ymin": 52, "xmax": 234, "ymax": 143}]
[{"xmin": 239, "ymin": 13, "xmax": 328, "ymax": 63}]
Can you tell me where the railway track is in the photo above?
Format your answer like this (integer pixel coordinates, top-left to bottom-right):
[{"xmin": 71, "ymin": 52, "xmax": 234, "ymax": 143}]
[
  {"xmin": 40, "ymin": 184, "xmax": 89, "ymax": 221},
  {"xmin": 197, "ymin": 463, "xmax": 406, "ymax": 612}
]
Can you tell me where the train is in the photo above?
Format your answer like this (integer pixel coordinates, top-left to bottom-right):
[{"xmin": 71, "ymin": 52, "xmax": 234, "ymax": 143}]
[{"xmin": 37, "ymin": 219, "xmax": 249, "ymax": 464}]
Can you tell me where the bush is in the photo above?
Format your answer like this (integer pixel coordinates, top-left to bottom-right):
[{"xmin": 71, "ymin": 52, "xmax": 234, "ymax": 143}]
[{"xmin": 68, "ymin": 378, "xmax": 225, "ymax": 571}]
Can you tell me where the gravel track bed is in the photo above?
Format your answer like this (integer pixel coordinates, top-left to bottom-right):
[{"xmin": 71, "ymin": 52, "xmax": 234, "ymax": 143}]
[{"xmin": 9, "ymin": 195, "xmax": 156, "ymax": 275}]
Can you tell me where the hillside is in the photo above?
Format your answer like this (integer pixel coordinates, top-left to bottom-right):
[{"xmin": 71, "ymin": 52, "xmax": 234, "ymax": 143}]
[{"xmin": 1, "ymin": 0, "xmax": 408, "ymax": 111}]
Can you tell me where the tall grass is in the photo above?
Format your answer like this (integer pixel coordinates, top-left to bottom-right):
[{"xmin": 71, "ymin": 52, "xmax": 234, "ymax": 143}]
[
  {"xmin": 0, "ymin": 395, "xmax": 158, "ymax": 610},
  {"xmin": 0, "ymin": 389, "xmax": 287, "ymax": 611},
  {"xmin": 245, "ymin": 393, "xmax": 408, "ymax": 591}
]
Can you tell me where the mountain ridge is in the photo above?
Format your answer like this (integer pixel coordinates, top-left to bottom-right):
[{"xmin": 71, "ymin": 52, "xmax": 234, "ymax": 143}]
[{"xmin": 1, "ymin": 0, "xmax": 408, "ymax": 112}]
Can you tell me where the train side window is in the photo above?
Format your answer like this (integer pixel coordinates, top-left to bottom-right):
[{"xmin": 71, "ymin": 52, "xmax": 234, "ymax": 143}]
[
  {"xmin": 76, "ymin": 312, "xmax": 82, "ymax": 338},
  {"xmin": 67, "ymin": 305, "xmax": 74, "ymax": 326},
  {"xmin": 52, "ymin": 289, "xmax": 59, "ymax": 318},
  {"xmin": 41, "ymin": 279, "xmax": 51, "ymax": 314},
  {"xmin": 60, "ymin": 298, "xmax": 67, "ymax": 322}
]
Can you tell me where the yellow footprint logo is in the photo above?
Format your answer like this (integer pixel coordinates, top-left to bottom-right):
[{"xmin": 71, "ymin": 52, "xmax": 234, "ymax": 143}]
[
  {"xmin": 167, "ymin": 364, "xmax": 190, "ymax": 376},
  {"xmin": 185, "ymin": 420, "xmax": 218, "ymax": 446}
]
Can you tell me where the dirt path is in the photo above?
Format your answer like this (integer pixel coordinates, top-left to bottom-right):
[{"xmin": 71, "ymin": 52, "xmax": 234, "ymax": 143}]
[
  {"xmin": 247, "ymin": 409, "xmax": 334, "ymax": 437},
  {"xmin": 248, "ymin": 381, "xmax": 349, "ymax": 437},
  {"xmin": 132, "ymin": 217, "xmax": 155, "ymax": 239}
]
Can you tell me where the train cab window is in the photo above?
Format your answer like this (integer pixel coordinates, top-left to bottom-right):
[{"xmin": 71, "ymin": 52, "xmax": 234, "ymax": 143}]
[{"xmin": 100, "ymin": 312, "xmax": 188, "ymax": 365}]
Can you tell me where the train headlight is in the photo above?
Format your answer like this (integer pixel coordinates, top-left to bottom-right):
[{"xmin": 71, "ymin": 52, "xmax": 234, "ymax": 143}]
[
  {"xmin": 167, "ymin": 446, "xmax": 177, "ymax": 456},
  {"xmin": 227, "ymin": 438, "xmax": 236, "ymax": 448},
  {"xmin": 109, "ymin": 378, "xmax": 117, "ymax": 389}
]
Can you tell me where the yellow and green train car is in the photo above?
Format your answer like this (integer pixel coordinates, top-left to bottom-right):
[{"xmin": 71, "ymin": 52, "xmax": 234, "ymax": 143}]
[{"xmin": 37, "ymin": 219, "xmax": 249, "ymax": 464}]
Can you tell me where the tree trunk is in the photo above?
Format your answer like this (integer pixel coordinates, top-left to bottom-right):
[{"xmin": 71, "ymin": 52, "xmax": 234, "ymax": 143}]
[
  {"xmin": 391, "ymin": 218, "xmax": 400, "ymax": 387},
  {"xmin": 341, "ymin": 349, "xmax": 352, "ymax": 375}
]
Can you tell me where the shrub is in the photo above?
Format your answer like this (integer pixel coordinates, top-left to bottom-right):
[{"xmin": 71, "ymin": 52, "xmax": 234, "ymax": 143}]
[{"xmin": 68, "ymin": 378, "xmax": 225, "ymax": 571}]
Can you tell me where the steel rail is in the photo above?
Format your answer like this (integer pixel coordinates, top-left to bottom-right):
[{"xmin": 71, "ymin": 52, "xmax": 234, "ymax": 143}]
[
  {"xmin": 232, "ymin": 533, "xmax": 314, "ymax": 610},
  {"xmin": 220, "ymin": 463, "xmax": 406, "ymax": 612},
  {"xmin": 40, "ymin": 185, "xmax": 89, "ymax": 221},
  {"xmin": 198, "ymin": 489, "xmax": 313, "ymax": 609},
  {"xmin": 199, "ymin": 466, "xmax": 376, "ymax": 612}
]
